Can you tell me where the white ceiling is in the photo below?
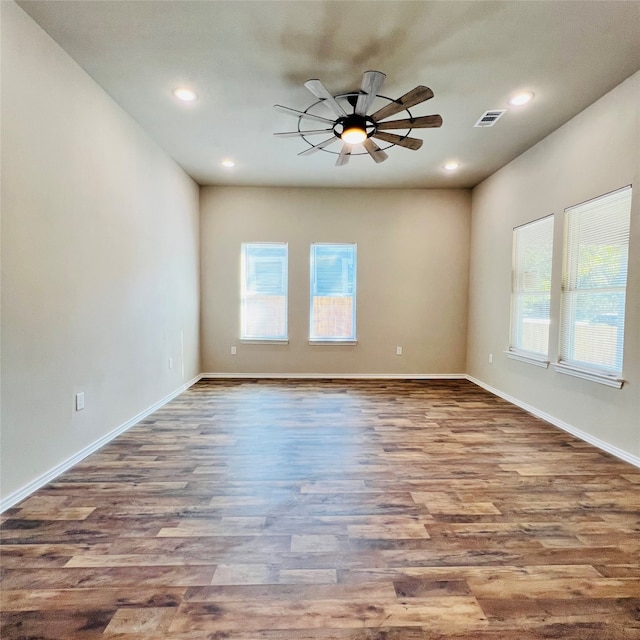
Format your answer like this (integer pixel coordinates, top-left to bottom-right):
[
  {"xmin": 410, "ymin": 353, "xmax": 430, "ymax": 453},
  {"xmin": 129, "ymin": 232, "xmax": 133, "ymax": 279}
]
[{"xmin": 17, "ymin": 0, "xmax": 640, "ymax": 189}]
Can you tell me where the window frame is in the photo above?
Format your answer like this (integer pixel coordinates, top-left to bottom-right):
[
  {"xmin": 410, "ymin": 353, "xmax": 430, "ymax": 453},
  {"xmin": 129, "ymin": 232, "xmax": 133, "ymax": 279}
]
[
  {"xmin": 240, "ymin": 241, "xmax": 289, "ymax": 343},
  {"xmin": 508, "ymin": 214, "xmax": 554, "ymax": 367},
  {"xmin": 309, "ymin": 242, "xmax": 357, "ymax": 344},
  {"xmin": 555, "ymin": 186, "xmax": 632, "ymax": 387}
]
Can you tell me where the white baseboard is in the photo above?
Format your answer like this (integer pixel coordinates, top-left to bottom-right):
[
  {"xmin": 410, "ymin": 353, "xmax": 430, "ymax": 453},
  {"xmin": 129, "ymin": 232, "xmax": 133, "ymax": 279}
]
[
  {"xmin": 466, "ymin": 375, "xmax": 640, "ymax": 469},
  {"xmin": 200, "ymin": 372, "xmax": 467, "ymax": 380},
  {"xmin": 0, "ymin": 374, "xmax": 202, "ymax": 513}
]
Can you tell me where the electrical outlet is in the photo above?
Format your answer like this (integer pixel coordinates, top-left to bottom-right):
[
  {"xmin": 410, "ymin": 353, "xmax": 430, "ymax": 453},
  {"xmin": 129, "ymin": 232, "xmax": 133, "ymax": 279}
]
[
  {"xmin": 396, "ymin": 346, "xmax": 403, "ymax": 356},
  {"xmin": 75, "ymin": 392, "xmax": 85, "ymax": 411},
  {"xmin": 231, "ymin": 346, "xmax": 237, "ymax": 355},
  {"xmin": 168, "ymin": 357, "xmax": 173, "ymax": 369},
  {"xmin": 489, "ymin": 353, "xmax": 493, "ymax": 364}
]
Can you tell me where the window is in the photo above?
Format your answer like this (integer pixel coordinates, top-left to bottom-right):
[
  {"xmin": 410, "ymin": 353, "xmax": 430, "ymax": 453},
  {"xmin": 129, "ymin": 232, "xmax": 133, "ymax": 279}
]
[
  {"xmin": 310, "ymin": 243, "xmax": 357, "ymax": 342},
  {"xmin": 558, "ymin": 186, "xmax": 632, "ymax": 385},
  {"xmin": 241, "ymin": 242, "xmax": 288, "ymax": 341},
  {"xmin": 509, "ymin": 215, "xmax": 554, "ymax": 364}
]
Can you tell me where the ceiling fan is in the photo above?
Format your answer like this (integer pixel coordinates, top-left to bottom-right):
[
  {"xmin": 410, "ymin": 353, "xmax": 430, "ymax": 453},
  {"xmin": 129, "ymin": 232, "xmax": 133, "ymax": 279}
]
[{"xmin": 274, "ymin": 70, "xmax": 442, "ymax": 166}]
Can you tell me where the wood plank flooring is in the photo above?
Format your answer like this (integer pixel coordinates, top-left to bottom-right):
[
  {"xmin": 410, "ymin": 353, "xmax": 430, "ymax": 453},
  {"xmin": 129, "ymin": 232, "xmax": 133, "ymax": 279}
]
[{"xmin": 1, "ymin": 378, "xmax": 639, "ymax": 639}]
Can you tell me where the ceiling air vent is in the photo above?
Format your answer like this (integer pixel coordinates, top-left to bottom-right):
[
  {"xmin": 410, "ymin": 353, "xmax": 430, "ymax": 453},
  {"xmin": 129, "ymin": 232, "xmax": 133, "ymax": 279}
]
[{"xmin": 474, "ymin": 109, "xmax": 507, "ymax": 128}]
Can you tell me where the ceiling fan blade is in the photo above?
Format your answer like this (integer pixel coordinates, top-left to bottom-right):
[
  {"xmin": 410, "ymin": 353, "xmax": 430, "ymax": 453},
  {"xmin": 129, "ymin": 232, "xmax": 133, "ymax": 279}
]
[
  {"xmin": 371, "ymin": 131, "xmax": 423, "ymax": 150},
  {"xmin": 370, "ymin": 86, "xmax": 434, "ymax": 122},
  {"xmin": 304, "ymin": 79, "xmax": 348, "ymax": 118},
  {"xmin": 362, "ymin": 138, "xmax": 388, "ymax": 163},
  {"xmin": 298, "ymin": 136, "xmax": 340, "ymax": 156},
  {"xmin": 377, "ymin": 115, "xmax": 443, "ymax": 130},
  {"xmin": 355, "ymin": 70, "xmax": 386, "ymax": 116},
  {"xmin": 274, "ymin": 105, "xmax": 335, "ymax": 125},
  {"xmin": 274, "ymin": 128, "xmax": 334, "ymax": 138},
  {"xmin": 336, "ymin": 143, "xmax": 352, "ymax": 166}
]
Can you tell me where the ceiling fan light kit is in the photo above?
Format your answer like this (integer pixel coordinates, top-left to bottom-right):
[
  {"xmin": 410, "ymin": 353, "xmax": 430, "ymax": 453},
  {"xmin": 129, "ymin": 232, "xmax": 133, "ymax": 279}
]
[
  {"xmin": 341, "ymin": 126, "xmax": 367, "ymax": 144},
  {"xmin": 274, "ymin": 70, "xmax": 443, "ymax": 166},
  {"xmin": 336, "ymin": 114, "xmax": 370, "ymax": 144}
]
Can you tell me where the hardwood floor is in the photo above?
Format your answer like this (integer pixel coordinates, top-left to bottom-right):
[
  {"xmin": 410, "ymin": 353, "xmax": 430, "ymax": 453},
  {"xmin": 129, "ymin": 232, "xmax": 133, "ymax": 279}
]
[{"xmin": 1, "ymin": 378, "xmax": 639, "ymax": 639}]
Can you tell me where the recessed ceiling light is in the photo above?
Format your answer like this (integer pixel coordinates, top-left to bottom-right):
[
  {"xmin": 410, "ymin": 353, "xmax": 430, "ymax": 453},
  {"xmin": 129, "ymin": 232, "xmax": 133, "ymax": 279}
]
[
  {"xmin": 221, "ymin": 160, "xmax": 235, "ymax": 168},
  {"xmin": 508, "ymin": 91, "xmax": 534, "ymax": 107},
  {"xmin": 173, "ymin": 87, "xmax": 197, "ymax": 102},
  {"xmin": 444, "ymin": 161, "xmax": 459, "ymax": 171}
]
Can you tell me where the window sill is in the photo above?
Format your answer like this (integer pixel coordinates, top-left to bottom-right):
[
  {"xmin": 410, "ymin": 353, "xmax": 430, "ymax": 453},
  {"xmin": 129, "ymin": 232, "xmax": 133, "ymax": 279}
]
[
  {"xmin": 554, "ymin": 362, "xmax": 624, "ymax": 389},
  {"xmin": 309, "ymin": 340, "xmax": 358, "ymax": 346},
  {"xmin": 240, "ymin": 339, "xmax": 289, "ymax": 345},
  {"xmin": 505, "ymin": 350, "xmax": 549, "ymax": 368}
]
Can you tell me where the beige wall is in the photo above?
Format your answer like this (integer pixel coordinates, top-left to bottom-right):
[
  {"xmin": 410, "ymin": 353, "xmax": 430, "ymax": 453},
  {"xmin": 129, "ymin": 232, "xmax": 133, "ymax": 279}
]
[
  {"xmin": 467, "ymin": 71, "xmax": 640, "ymax": 460},
  {"xmin": 1, "ymin": 3, "xmax": 201, "ymax": 503},
  {"xmin": 201, "ymin": 187, "xmax": 471, "ymax": 375}
]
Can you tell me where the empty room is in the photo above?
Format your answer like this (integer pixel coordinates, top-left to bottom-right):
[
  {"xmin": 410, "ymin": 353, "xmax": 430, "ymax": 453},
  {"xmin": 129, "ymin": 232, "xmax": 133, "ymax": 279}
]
[{"xmin": 1, "ymin": 1, "xmax": 639, "ymax": 638}]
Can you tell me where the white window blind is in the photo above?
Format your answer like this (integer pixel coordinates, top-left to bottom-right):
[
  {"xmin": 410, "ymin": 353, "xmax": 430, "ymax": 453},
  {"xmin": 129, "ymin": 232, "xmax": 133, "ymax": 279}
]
[
  {"xmin": 310, "ymin": 243, "xmax": 357, "ymax": 342},
  {"xmin": 511, "ymin": 215, "xmax": 554, "ymax": 358},
  {"xmin": 559, "ymin": 186, "xmax": 632, "ymax": 377},
  {"xmin": 241, "ymin": 242, "xmax": 288, "ymax": 341}
]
